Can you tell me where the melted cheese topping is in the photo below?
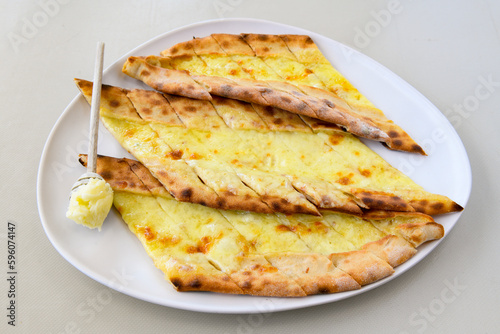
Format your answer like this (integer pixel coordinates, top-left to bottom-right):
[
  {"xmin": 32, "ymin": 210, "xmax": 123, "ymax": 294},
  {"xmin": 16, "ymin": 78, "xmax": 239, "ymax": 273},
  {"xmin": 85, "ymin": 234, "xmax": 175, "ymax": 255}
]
[
  {"xmin": 283, "ymin": 213, "xmax": 357, "ymax": 254},
  {"xmin": 113, "ymin": 192, "xmax": 225, "ymax": 275},
  {"xmin": 66, "ymin": 178, "xmax": 113, "ymax": 230},
  {"xmin": 198, "ymin": 54, "xmax": 252, "ymax": 79},
  {"xmin": 258, "ymin": 56, "xmax": 324, "ymax": 88},
  {"xmin": 219, "ymin": 211, "xmax": 311, "ymax": 254},
  {"xmin": 321, "ymin": 212, "xmax": 386, "ymax": 248},
  {"xmin": 155, "ymin": 196, "xmax": 251, "ymax": 271},
  {"xmin": 230, "ymin": 55, "xmax": 282, "ymax": 81}
]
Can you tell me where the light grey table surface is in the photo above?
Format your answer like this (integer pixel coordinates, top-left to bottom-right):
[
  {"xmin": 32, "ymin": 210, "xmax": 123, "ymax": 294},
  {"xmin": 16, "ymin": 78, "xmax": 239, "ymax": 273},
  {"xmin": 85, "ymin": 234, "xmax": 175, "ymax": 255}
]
[{"xmin": 1, "ymin": 0, "xmax": 499, "ymax": 333}]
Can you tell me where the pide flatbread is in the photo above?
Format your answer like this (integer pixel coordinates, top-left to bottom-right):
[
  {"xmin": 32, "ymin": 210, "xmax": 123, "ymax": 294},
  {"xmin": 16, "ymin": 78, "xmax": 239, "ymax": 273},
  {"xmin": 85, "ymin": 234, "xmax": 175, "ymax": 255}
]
[
  {"xmin": 122, "ymin": 34, "xmax": 425, "ymax": 154},
  {"xmin": 70, "ymin": 32, "xmax": 461, "ymax": 298},
  {"xmin": 75, "ymin": 79, "xmax": 462, "ymax": 216},
  {"xmin": 79, "ymin": 154, "xmax": 444, "ymax": 296}
]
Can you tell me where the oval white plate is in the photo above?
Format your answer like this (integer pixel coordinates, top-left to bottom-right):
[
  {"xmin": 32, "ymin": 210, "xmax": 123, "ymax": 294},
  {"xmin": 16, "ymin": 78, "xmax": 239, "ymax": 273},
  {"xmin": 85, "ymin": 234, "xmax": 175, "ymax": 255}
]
[{"xmin": 37, "ymin": 18, "xmax": 471, "ymax": 314}]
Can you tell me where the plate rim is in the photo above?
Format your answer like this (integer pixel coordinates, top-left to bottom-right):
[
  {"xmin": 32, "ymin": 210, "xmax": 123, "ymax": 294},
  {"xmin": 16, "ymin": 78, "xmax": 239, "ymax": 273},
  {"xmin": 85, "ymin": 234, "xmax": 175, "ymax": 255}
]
[{"xmin": 37, "ymin": 17, "xmax": 472, "ymax": 314}]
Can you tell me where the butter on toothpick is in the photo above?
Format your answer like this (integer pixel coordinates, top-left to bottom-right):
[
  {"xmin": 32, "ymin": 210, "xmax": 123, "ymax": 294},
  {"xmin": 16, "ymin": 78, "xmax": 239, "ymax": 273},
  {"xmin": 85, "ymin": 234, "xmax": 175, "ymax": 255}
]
[{"xmin": 66, "ymin": 178, "xmax": 113, "ymax": 230}]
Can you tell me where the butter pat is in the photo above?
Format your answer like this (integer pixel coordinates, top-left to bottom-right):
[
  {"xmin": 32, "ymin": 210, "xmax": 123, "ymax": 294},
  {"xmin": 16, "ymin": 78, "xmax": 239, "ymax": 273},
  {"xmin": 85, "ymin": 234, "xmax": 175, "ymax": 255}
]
[{"xmin": 66, "ymin": 178, "xmax": 114, "ymax": 230}]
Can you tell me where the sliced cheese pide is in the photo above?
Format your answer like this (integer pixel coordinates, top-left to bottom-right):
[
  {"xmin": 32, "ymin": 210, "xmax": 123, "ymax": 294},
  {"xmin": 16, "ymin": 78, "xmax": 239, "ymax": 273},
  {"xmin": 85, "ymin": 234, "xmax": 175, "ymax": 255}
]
[
  {"xmin": 81, "ymin": 155, "xmax": 446, "ymax": 296},
  {"xmin": 216, "ymin": 33, "xmax": 424, "ymax": 154},
  {"xmin": 83, "ymin": 155, "xmax": 242, "ymax": 294},
  {"xmin": 76, "ymin": 78, "xmax": 315, "ymax": 215},
  {"xmin": 107, "ymin": 155, "xmax": 306, "ymax": 296},
  {"xmin": 119, "ymin": 156, "xmax": 358, "ymax": 296},
  {"xmin": 76, "ymin": 79, "xmax": 462, "ymax": 216},
  {"xmin": 160, "ymin": 92, "xmax": 320, "ymax": 215},
  {"xmin": 149, "ymin": 33, "xmax": 423, "ymax": 154}
]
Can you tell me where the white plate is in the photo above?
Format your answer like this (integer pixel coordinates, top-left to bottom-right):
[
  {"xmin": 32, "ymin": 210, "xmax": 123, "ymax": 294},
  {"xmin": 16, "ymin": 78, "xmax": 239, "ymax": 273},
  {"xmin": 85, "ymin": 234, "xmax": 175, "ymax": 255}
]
[{"xmin": 37, "ymin": 18, "xmax": 471, "ymax": 314}]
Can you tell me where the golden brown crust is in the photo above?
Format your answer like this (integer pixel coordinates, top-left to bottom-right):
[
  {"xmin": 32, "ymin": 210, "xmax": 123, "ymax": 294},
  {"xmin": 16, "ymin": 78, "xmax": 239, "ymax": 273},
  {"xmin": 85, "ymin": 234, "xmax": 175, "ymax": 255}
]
[
  {"xmin": 351, "ymin": 189, "xmax": 415, "ymax": 212},
  {"xmin": 250, "ymin": 104, "xmax": 310, "ymax": 133},
  {"xmin": 186, "ymin": 161, "xmax": 273, "ymax": 214},
  {"xmin": 124, "ymin": 158, "xmax": 171, "ymax": 198},
  {"xmin": 211, "ymin": 33, "xmax": 255, "ymax": 56},
  {"xmin": 361, "ymin": 235, "xmax": 417, "ymax": 267},
  {"xmin": 229, "ymin": 256, "xmax": 306, "ymax": 297},
  {"xmin": 78, "ymin": 154, "xmax": 150, "ymax": 195},
  {"xmin": 395, "ymin": 222, "xmax": 445, "ymax": 247},
  {"xmin": 240, "ymin": 33, "xmax": 295, "ymax": 60},
  {"xmin": 146, "ymin": 162, "xmax": 224, "ymax": 209},
  {"xmin": 328, "ymin": 250, "xmax": 394, "ymax": 286},
  {"xmin": 122, "ymin": 56, "xmax": 211, "ymax": 100},
  {"xmin": 235, "ymin": 170, "xmax": 320, "ymax": 216},
  {"xmin": 210, "ymin": 96, "xmax": 268, "ymax": 131},
  {"xmin": 126, "ymin": 89, "xmax": 183, "ymax": 126},
  {"xmin": 265, "ymin": 253, "xmax": 360, "ymax": 295},
  {"xmin": 289, "ymin": 176, "xmax": 364, "ymax": 215},
  {"xmin": 160, "ymin": 39, "xmax": 196, "ymax": 57},
  {"xmin": 364, "ymin": 211, "xmax": 444, "ymax": 247},
  {"xmin": 192, "ymin": 35, "xmax": 225, "ymax": 55},
  {"xmin": 279, "ymin": 35, "xmax": 316, "ymax": 59},
  {"xmin": 192, "ymin": 75, "xmax": 270, "ymax": 106},
  {"xmin": 74, "ymin": 79, "xmax": 141, "ymax": 122},
  {"xmin": 158, "ymin": 256, "xmax": 243, "ymax": 294},
  {"xmin": 162, "ymin": 93, "xmax": 227, "ymax": 129},
  {"xmin": 409, "ymin": 197, "xmax": 464, "ymax": 215}
]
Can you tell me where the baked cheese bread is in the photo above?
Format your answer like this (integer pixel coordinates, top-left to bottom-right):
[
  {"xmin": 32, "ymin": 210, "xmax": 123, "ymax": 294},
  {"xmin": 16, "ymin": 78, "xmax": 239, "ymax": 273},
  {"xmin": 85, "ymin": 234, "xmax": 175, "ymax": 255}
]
[
  {"xmin": 75, "ymin": 79, "xmax": 462, "ymax": 216},
  {"xmin": 79, "ymin": 154, "xmax": 444, "ymax": 296},
  {"xmin": 122, "ymin": 34, "xmax": 425, "ymax": 154}
]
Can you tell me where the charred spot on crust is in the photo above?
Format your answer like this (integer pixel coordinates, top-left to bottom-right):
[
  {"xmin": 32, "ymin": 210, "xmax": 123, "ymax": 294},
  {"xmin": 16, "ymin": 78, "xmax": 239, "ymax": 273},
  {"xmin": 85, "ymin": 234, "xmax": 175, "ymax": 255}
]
[
  {"xmin": 100, "ymin": 171, "xmax": 112, "ymax": 180},
  {"xmin": 257, "ymin": 34, "xmax": 268, "ymax": 41},
  {"xmin": 271, "ymin": 201, "xmax": 282, "ymax": 210},
  {"xmin": 241, "ymin": 90, "xmax": 253, "ymax": 99},
  {"xmin": 393, "ymin": 139, "xmax": 403, "ymax": 147},
  {"xmin": 141, "ymin": 107, "xmax": 152, "ymax": 115},
  {"xmin": 189, "ymin": 279, "xmax": 202, "ymax": 288},
  {"xmin": 216, "ymin": 198, "xmax": 225, "ymax": 208},
  {"xmin": 362, "ymin": 197, "xmax": 374, "ymax": 205},
  {"xmin": 170, "ymin": 278, "xmax": 182, "ymax": 288},
  {"xmin": 388, "ymin": 130, "xmax": 399, "ymax": 138},
  {"xmin": 181, "ymin": 188, "xmax": 193, "ymax": 199},
  {"xmin": 453, "ymin": 202, "xmax": 464, "ymax": 211},
  {"xmin": 273, "ymin": 118, "xmax": 283, "ymax": 125},
  {"xmin": 318, "ymin": 288, "xmax": 331, "ymax": 294},
  {"xmin": 262, "ymin": 47, "xmax": 270, "ymax": 53},
  {"xmin": 281, "ymin": 96, "xmax": 292, "ymax": 104},
  {"xmin": 431, "ymin": 202, "xmax": 444, "ymax": 211},
  {"xmin": 241, "ymin": 281, "xmax": 252, "ymax": 289},
  {"xmin": 184, "ymin": 106, "xmax": 197, "ymax": 112},
  {"xmin": 295, "ymin": 205, "xmax": 307, "ymax": 212},
  {"xmin": 169, "ymin": 47, "xmax": 179, "ymax": 55},
  {"xmin": 140, "ymin": 70, "xmax": 151, "ymax": 77},
  {"xmin": 413, "ymin": 144, "xmax": 425, "ymax": 153},
  {"xmin": 109, "ymin": 100, "xmax": 120, "ymax": 108},
  {"xmin": 186, "ymin": 84, "xmax": 195, "ymax": 91},
  {"xmin": 264, "ymin": 106, "xmax": 275, "ymax": 115}
]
